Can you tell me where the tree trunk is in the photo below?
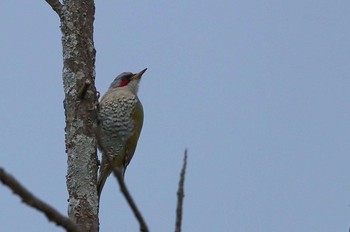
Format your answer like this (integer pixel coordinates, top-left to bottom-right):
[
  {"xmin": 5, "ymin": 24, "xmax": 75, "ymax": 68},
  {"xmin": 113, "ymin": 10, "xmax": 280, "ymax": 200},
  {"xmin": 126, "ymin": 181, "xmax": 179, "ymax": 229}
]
[{"xmin": 60, "ymin": 1, "xmax": 99, "ymax": 231}]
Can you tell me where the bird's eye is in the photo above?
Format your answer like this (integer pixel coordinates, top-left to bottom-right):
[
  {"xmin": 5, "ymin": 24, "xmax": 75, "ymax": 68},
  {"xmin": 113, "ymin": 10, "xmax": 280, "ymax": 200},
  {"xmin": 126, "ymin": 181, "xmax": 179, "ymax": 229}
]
[{"xmin": 122, "ymin": 74, "xmax": 133, "ymax": 81}]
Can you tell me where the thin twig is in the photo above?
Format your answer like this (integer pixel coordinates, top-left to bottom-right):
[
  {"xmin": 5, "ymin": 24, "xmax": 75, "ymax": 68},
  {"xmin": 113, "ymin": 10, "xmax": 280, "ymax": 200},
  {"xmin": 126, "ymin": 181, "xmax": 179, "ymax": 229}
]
[
  {"xmin": 78, "ymin": 79, "xmax": 92, "ymax": 99},
  {"xmin": 0, "ymin": 167, "xmax": 80, "ymax": 232},
  {"xmin": 175, "ymin": 149, "xmax": 188, "ymax": 232},
  {"xmin": 45, "ymin": 0, "xmax": 63, "ymax": 17},
  {"xmin": 104, "ymin": 155, "xmax": 149, "ymax": 232}
]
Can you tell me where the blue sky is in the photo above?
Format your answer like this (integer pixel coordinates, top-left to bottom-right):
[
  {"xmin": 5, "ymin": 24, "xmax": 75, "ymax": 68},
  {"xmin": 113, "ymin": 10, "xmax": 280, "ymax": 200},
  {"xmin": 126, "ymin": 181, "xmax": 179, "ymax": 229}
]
[{"xmin": 1, "ymin": 1, "xmax": 350, "ymax": 231}]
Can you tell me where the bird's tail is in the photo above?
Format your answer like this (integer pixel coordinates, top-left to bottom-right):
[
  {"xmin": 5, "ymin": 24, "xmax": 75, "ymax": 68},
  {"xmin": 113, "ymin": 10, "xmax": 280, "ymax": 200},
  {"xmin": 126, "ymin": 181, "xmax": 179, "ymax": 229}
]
[
  {"xmin": 97, "ymin": 162, "xmax": 126, "ymax": 200},
  {"xmin": 97, "ymin": 167, "xmax": 110, "ymax": 200}
]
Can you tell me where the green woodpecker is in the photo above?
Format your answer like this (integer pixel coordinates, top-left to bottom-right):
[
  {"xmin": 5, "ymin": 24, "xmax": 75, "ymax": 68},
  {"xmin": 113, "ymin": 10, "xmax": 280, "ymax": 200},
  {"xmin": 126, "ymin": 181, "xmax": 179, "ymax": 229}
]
[{"xmin": 97, "ymin": 68, "xmax": 146, "ymax": 197}]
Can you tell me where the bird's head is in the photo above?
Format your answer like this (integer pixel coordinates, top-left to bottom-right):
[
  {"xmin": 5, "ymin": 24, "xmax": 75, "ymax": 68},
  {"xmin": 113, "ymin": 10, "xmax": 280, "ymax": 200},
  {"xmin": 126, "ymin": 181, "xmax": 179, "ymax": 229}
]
[{"xmin": 109, "ymin": 68, "xmax": 147, "ymax": 94}]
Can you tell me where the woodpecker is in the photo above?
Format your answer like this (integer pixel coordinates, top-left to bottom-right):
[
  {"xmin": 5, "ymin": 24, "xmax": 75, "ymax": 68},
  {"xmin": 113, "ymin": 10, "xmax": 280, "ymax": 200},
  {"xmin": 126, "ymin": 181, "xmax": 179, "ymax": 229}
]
[{"xmin": 97, "ymin": 68, "xmax": 146, "ymax": 198}]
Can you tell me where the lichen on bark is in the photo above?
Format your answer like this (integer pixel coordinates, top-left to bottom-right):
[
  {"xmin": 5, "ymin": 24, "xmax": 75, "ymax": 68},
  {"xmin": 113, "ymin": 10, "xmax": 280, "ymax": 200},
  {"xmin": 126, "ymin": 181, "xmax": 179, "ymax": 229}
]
[{"xmin": 59, "ymin": 1, "xmax": 99, "ymax": 231}]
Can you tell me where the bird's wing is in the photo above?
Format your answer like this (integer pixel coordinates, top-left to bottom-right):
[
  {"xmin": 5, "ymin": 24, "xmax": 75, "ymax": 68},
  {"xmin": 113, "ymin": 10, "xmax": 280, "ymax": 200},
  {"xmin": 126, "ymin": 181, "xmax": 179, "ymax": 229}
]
[{"xmin": 124, "ymin": 98, "xmax": 144, "ymax": 167}]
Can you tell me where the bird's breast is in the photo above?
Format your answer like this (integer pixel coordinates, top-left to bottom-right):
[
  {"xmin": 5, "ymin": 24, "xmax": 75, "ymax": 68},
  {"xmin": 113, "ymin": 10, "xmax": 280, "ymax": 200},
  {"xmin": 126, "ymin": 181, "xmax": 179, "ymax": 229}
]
[{"xmin": 98, "ymin": 91, "xmax": 140, "ymax": 143}]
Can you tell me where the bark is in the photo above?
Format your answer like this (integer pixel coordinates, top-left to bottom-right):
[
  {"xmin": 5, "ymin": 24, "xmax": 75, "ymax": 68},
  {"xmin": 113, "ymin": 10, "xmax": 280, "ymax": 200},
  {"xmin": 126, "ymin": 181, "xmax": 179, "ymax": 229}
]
[{"xmin": 59, "ymin": 1, "xmax": 99, "ymax": 231}]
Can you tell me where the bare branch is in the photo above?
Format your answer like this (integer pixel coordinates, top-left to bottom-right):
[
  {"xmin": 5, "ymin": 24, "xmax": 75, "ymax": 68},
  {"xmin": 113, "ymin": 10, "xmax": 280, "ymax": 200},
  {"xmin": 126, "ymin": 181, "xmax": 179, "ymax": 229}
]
[
  {"xmin": 45, "ymin": 0, "xmax": 63, "ymax": 17},
  {"xmin": 104, "ymin": 155, "xmax": 149, "ymax": 232},
  {"xmin": 0, "ymin": 167, "xmax": 81, "ymax": 232},
  {"xmin": 175, "ymin": 149, "xmax": 188, "ymax": 232}
]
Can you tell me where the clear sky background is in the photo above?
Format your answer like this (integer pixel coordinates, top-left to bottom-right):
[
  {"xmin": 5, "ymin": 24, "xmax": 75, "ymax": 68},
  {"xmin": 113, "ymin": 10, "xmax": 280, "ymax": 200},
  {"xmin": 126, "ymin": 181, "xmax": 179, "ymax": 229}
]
[{"xmin": 1, "ymin": 1, "xmax": 349, "ymax": 231}]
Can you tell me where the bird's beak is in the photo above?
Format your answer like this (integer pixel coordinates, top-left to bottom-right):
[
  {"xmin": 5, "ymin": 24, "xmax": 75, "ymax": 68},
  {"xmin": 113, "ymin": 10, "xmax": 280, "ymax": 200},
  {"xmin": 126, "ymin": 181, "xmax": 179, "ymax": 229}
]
[{"xmin": 133, "ymin": 68, "xmax": 147, "ymax": 79}]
